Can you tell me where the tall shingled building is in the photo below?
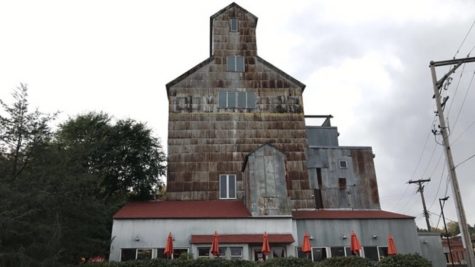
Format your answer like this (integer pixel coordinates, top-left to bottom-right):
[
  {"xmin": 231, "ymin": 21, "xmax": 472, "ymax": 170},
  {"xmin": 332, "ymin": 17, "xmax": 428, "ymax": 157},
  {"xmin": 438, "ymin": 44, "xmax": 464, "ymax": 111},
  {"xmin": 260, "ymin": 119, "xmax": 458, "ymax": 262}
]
[
  {"xmin": 165, "ymin": 3, "xmax": 314, "ymax": 209},
  {"xmin": 109, "ymin": 4, "xmax": 445, "ymax": 265}
]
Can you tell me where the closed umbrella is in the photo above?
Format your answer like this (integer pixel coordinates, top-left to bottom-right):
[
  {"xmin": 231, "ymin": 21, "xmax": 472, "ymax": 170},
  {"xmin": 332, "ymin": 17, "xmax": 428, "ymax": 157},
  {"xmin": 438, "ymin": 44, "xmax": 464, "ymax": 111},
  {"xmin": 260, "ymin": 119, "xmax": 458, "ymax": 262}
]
[
  {"xmin": 350, "ymin": 232, "xmax": 362, "ymax": 256},
  {"xmin": 210, "ymin": 231, "xmax": 220, "ymax": 257},
  {"xmin": 261, "ymin": 232, "xmax": 271, "ymax": 256},
  {"xmin": 387, "ymin": 234, "xmax": 397, "ymax": 256},
  {"xmin": 164, "ymin": 233, "xmax": 174, "ymax": 258},
  {"xmin": 301, "ymin": 232, "xmax": 312, "ymax": 254}
]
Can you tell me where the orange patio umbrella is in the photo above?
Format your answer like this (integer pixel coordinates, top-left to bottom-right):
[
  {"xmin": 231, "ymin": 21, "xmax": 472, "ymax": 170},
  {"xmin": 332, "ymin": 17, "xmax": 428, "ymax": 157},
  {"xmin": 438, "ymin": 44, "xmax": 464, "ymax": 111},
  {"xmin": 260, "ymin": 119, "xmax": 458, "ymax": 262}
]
[
  {"xmin": 210, "ymin": 231, "xmax": 220, "ymax": 257},
  {"xmin": 164, "ymin": 232, "xmax": 174, "ymax": 258},
  {"xmin": 301, "ymin": 232, "xmax": 312, "ymax": 254},
  {"xmin": 261, "ymin": 232, "xmax": 271, "ymax": 255},
  {"xmin": 387, "ymin": 234, "xmax": 397, "ymax": 256},
  {"xmin": 350, "ymin": 232, "xmax": 362, "ymax": 256}
]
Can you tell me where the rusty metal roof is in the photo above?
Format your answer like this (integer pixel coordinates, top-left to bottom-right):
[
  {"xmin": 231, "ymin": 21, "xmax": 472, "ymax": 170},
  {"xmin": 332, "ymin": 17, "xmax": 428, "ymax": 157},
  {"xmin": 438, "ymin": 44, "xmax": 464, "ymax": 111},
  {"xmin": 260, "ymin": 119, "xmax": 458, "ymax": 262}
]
[
  {"xmin": 113, "ymin": 200, "xmax": 252, "ymax": 219},
  {"xmin": 292, "ymin": 209, "xmax": 414, "ymax": 220}
]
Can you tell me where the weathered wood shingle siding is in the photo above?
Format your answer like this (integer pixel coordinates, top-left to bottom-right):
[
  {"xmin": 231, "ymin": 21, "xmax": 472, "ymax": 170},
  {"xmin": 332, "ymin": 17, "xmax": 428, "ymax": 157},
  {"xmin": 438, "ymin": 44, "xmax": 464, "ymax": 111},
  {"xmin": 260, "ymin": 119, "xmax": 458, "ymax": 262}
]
[{"xmin": 166, "ymin": 3, "xmax": 314, "ymax": 209}]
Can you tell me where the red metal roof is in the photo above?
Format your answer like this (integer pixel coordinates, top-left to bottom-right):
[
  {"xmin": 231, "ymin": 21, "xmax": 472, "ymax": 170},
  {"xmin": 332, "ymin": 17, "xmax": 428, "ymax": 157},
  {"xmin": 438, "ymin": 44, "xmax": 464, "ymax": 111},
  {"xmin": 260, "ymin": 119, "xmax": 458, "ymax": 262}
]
[
  {"xmin": 113, "ymin": 200, "xmax": 252, "ymax": 219},
  {"xmin": 191, "ymin": 234, "xmax": 294, "ymax": 244},
  {"xmin": 292, "ymin": 209, "xmax": 414, "ymax": 220}
]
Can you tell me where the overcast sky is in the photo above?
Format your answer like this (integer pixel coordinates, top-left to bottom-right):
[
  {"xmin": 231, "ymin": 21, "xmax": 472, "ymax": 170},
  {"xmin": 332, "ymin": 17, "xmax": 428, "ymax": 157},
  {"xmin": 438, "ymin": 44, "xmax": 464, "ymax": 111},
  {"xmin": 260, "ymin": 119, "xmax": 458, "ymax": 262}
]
[{"xmin": 1, "ymin": 0, "xmax": 475, "ymax": 229}]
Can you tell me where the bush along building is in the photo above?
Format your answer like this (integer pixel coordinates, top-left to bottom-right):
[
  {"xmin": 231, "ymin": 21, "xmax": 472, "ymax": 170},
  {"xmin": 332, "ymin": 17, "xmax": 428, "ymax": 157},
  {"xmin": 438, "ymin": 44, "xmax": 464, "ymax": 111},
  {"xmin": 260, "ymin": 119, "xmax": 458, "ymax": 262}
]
[{"xmin": 109, "ymin": 3, "xmax": 445, "ymax": 265}]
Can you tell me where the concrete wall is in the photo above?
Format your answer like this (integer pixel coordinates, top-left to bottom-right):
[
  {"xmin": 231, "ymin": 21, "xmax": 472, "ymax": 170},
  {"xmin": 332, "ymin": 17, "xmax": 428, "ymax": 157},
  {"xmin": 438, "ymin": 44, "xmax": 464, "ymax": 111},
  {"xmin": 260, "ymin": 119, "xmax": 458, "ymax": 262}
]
[
  {"xmin": 418, "ymin": 232, "xmax": 446, "ymax": 267},
  {"xmin": 307, "ymin": 146, "xmax": 380, "ymax": 209},
  {"xmin": 295, "ymin": 218, "xmax": 421, "ymax": 257},
  {"xmin": 109, "ymin": 217, "xmax": 294, "ymax": 261}
]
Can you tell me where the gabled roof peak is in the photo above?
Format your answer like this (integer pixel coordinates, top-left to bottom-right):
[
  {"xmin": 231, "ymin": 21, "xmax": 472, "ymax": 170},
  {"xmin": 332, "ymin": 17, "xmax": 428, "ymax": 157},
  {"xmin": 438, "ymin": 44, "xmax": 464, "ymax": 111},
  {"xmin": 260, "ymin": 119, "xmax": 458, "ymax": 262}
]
[{"xmin": 210, "ymin": 2, "xmax": 258, "ymax": 21}]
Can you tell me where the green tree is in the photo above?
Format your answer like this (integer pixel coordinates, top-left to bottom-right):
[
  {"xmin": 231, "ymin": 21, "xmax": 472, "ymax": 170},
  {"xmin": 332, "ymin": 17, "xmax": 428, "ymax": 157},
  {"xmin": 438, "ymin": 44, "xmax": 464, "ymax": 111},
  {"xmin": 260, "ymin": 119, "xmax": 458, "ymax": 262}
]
[
  {"xmin": 0, "ymin": 85, "xmax": 62, "ymax": 266},
  {"xmin": 1, "ymin": 86, "xmax": 167, "ymax": 266},
  {"xmin": 0, "ymin": 83, "xmax": 55, "ymax": 178},
  {"xmin": 56, "ymin": 112, "xmax": 166, "ymax": 200},
  {"xmin": 447, "ymin": 221, "xmax": 460, "ymax": 236}
]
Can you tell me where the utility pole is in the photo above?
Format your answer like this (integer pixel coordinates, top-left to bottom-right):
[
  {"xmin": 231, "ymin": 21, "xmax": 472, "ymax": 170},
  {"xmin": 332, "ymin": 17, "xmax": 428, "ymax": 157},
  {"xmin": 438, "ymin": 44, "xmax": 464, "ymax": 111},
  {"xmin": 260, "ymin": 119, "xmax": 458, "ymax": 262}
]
[
  {"xmin": 408, "ymin": 179, "xmax": 431, "ymax": 231},
  {"xmin": 440, "ymin": 196, "xmax": 454, "ymax": 267},
  {"xmin": 430, "ymin": 56, "xmax": 475, "ymax": 267}
]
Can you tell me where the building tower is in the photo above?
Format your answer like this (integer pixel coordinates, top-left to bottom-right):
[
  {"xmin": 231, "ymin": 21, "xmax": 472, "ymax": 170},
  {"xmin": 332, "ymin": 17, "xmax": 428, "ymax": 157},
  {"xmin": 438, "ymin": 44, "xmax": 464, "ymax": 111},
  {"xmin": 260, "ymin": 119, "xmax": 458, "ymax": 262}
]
[{"xmin": 166, "ymin": 3, "xmax": 314, "ymax": 209}]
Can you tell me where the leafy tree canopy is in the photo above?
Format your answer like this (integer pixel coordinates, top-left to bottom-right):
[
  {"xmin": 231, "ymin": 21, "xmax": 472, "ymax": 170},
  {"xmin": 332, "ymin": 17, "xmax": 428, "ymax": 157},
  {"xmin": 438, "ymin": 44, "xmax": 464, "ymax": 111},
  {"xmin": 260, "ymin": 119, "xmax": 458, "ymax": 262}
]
[
  {"xmin": 56, "ymin": 112, "xmax": 166, "ymax": 201},
  {"xmin": 0, "ymin": 85, "xmax": 167, "ymax": 266}
]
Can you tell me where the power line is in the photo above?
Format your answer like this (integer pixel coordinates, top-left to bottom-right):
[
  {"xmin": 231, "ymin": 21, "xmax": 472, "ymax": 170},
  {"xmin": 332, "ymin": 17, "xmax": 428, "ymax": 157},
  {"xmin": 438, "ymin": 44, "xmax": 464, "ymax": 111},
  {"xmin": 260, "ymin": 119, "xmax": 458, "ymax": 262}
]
[
  {"xmin": 455, "ymin": 152, "xmax": 475, "ymax": 168},
  {"xmin": 450, "ymin": 71, "xmax": 475, "ymax": 132},
  {"xmin": 446, "ymin": 64, "xmax": 466, "ymax": 116},
  {"xmin": 470, "ymin": 43, "xmax": 475, "ymax": 55},
  {"xmin": 428, "ymin": 161, "xmax": 446, "ymax": 210},
  {"xmin": 435, "ymin": 174, "xmax": 452, "ymax": 230},
  {"xmin": 452, "ymin": 118, "xmax": 475, "ymax": 145},
  {"xmin": 454, "ymin": 19, "xmax": 475, "ymax": 58},
  {"xmin": 420, "ymin": 141, "xmax": 438, "ymax": 178},
  {"xmin": 411, "ymin": 118, "xmax": 436, "ymax": 178},
  {"xmin": 395, "ymin": 118, "xmax": 436, "ymax": 210}
]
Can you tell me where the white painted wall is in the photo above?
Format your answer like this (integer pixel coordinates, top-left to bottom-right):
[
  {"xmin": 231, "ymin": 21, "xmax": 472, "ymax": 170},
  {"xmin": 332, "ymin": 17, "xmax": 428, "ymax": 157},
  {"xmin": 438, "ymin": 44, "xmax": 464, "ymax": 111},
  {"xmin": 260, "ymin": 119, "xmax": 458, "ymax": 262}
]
[{"xmin": 109, "ymin": 217, "xmax": 294, "ymax": 261}]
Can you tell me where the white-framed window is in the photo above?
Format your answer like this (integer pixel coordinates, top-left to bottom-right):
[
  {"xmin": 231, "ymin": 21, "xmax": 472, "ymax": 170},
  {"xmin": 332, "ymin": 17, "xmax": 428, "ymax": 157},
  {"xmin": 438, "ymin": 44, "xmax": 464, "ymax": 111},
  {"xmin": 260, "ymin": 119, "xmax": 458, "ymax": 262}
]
[
  {"xmin": 363, "ymin": 246, "xmax": 379, "ymax": 262},
  {"xmin": 312, "ymin": 247, "xmax": 328, "ymax": 262},
  {"xmin": 230, "ymin": 247, "xmax": 243, "ymax": 260},
  {"xmin": 219, "ymin": 174, "xmax": 236, "ymax": 199},
  {"xmin": 230, "ymin": 18, "xmax": 238, "ymax": 32},
  {"xmin": 330, "ymin": 246, "xmax": 353, "ymax": 257},
  {"xmin": 198, "ymin": 247, "xmax": 210, "ymax": 258},
  {"xmin": 137, "ymin": 249, "xmax": 152, "ymax": 260},
  {"xmin": 339, "ymin": 160, "xmax": 348, "ymax": 168},
  {"xmin": 120, "ymin": 248, "xmax": 153, "ymax": 261},
  {"xmin": 378, "ymin": 247, "xmax": 388, "ymax": 260},
  {"xmin": 157, "ymin": 248, "xmax": 189, "ymax": 259},
  {"xmin": 227, "ymin": 55, "xmax": 245, "ymax": 72},
  {"xmin": 218, "ymin": 91, "xmax": 256, "ymax": 109},
  {"xmin": 271, "ymin": 247, "xmax": 286, "ymax": 258}
]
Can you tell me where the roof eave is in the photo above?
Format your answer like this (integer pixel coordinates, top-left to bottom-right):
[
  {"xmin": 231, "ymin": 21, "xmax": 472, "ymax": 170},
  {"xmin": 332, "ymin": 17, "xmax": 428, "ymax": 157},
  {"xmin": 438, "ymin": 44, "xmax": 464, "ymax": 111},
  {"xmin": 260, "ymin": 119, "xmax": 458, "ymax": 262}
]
[
  {"xmin": 256, "ymin": 56, "xmax": 306, "ymax": 91},
  {"xmin": 165, "ymin": 57, "xmax": 213, "ymax": 98}
]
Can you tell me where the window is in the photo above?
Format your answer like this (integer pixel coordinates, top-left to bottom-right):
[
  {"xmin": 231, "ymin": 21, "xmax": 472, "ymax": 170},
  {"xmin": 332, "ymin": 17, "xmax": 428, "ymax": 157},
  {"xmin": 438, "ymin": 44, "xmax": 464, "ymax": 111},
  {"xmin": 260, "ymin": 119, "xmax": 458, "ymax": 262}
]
[
  {"xmin": 230, "ymin": 18, "xmax": 238, "ymax": 32},
  {"xmin": 173, "ymin": 249, "xmax": 189, "ymax": 259},
  {"xmin": 230, "ymin": 247, "xmax": 243, "ymax": 260},
  {"xmin": 338, "ymin": 178, "xmax": 347, "ymax": 191},
  {"xmin": 137, "ymin": 249, "xmax": 152, "ymax": 260},
  {"xmin": 198, "ymin": 247, "xmax": 210, "ymax": 258},
  {"xmin": 272, "ymin": 247, "xmax": 286, "ymax": 258},
  {"xmin": 346, "ymin": 247, "xmax": 355, "ymax": 256},
  {"xmin": 330, "ymin": 247, "xmax": 346, "ymax": 257},
  {"xmin": 156, "ymin": 248, "xmax": 165, "ymax": 258},
  {"xmin": 227, "ymin": 55, "xmax": 245, "ymax": 72},
  {"xmin": 121, "ymin": 249, "xmax": 136, "ymax": 261},
  {"xmin": 364, "ymin": 246, "xmax": 379, "ymax": 261},
  {"xmin": 312, "ymin": 247, "xmax": 328, "ymax": 262},
  {"xmin": 219, "ymin": 174, "xmax": 236, "ymax": 199},
  {"xmin": 378, "ymin": 247, "xmax": 388, "ymax": 260},
  {"xmin": 339, "ymin": 160, "xmax": 348, "ymax": 168},
  {"xmin": 218, "ymin": 91, "xmax": 256, "ymax": 109},
  {"xmin": 218, "ymin": 247, "xmax": 226, "ymax": 257}
]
